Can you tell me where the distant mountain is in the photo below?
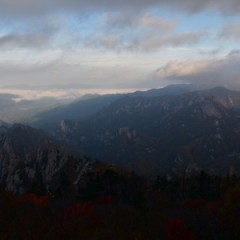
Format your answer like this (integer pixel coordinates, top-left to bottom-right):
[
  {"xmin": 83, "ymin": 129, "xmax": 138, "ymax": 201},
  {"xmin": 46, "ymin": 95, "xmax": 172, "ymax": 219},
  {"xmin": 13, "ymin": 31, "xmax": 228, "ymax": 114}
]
[
  {"xmin": 47, "ymin": 87, "xmax": 240, "ymax": 177},
  {"xmin": 129, "ymin": 84, "xmax": 202, "ymax": 98},
  {"xmin": 0, "ymin": 93, "xmax": 70, "ymax": 123},
  {"xmin": 33, "ymin": 84, "xmax": 198, "ymax": 127},
  {"xmin": 0, "ymin": 123, "xmax": 94, "ymax": 195}
]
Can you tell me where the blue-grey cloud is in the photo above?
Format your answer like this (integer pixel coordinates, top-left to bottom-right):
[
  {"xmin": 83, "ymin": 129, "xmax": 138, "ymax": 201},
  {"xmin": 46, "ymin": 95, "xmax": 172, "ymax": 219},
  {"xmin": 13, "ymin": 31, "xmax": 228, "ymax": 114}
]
[
  {"xmin": 0, "ymin": 17, "xmax": 61, "ymax": 49},
  {"xmin": 0, "ymin": 31, "xmax": 51, "ymax": 49},
  {"xmin": 0, "ymin": 0, "xmax": 239, "ymax": 16},
  {"xmin": 85, "ymin": 30, "xmax": 206, "ymax": 51},
  {"xmin": 101, "ymin": 12, "xmax": 177, "ymax": 31},
  {"xmin": 219, "ymin": 22, "xmax": 240, "ymax": 40},
  {"xmin": 153, "ymin": 50, "xmax": 240, "ymax": 89}
]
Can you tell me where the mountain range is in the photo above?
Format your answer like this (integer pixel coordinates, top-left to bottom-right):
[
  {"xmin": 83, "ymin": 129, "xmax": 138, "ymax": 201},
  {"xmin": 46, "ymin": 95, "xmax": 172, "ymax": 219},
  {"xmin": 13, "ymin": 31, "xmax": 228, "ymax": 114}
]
[
  {"xmin": 37, "ymin": 86, "xmax": 240, "ymax": 177},
  {"xmin": 33, "ymin": 84, "xmax": 201, "ymax": 128},
  {"xmin": 0, "ymin": 84, "xmax": 240, "ymax": 194}
]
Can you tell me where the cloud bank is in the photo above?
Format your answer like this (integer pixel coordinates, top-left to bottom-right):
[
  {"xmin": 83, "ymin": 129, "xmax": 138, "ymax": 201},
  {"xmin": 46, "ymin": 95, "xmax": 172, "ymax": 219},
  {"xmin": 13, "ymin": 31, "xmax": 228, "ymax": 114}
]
[
  {"xmin": 0, "ymin": 0, "xmax": 239, "ymax": 99},
  {"xmin": 1, "ymin": 0, "xmax": 240, "ymax": 16},
  {"xmin": 154, "ymin": 51, "xmax": 240, "ymax": 89}
]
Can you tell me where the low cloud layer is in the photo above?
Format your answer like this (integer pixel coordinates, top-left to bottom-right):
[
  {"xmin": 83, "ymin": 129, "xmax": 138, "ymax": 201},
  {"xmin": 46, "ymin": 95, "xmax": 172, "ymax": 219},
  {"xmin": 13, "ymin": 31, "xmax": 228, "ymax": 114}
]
[{"xmin": 154, "ymin": 51, "xmax": 240, "ymax": 89}]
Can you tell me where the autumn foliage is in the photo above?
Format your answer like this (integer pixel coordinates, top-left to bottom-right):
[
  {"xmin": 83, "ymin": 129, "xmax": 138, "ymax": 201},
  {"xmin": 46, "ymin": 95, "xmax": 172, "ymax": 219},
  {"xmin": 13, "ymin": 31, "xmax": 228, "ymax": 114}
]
[{"xmin": 0, "ymin": 171, "xmax": 239, "ymax": 239}]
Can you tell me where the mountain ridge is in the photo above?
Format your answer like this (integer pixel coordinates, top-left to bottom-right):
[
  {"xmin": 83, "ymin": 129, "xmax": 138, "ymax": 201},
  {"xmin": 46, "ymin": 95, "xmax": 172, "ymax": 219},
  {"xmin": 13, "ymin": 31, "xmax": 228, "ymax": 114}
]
[
  {"xmin": 45, "ymin": 86, "xmax": 240, "ymax": 176},
  {"xmin": 32, "ymin": 84, "xmax": 200, "ymax": 126}
]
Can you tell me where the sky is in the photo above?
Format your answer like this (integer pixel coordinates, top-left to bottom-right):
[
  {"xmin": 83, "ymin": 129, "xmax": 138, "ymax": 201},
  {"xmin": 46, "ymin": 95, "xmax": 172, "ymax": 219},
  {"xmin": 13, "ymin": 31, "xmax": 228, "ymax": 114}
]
[{"xmin": 0, "ymin": 0, "xmax": 240, "ymax": 100}]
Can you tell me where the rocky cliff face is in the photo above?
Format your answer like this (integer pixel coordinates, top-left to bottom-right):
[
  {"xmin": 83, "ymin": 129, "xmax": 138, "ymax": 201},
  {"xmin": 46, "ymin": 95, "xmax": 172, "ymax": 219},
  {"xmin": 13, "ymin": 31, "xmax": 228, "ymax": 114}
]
[
  {"xmin": 0, "ymin": 124, "xmax": 93, "ymax": 194},
  {"xmin": 48, "ymin": 87, "xmax": 240, "ymax": 177}
]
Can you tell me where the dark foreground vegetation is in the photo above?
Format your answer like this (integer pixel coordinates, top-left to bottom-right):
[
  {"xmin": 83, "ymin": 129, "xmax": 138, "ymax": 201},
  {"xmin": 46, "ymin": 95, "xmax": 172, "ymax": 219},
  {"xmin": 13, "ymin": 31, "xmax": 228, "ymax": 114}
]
[{"xmin": 0, "ymin": 168, "xmax": 240, "ymax": 240}]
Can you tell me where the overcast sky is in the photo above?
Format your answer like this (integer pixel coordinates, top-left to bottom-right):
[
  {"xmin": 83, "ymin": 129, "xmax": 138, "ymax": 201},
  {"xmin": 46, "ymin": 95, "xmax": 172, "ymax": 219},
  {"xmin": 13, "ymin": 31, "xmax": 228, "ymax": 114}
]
[{"xmin": 0, "ymin": 0, "xmax": 240, "ymax": 99}]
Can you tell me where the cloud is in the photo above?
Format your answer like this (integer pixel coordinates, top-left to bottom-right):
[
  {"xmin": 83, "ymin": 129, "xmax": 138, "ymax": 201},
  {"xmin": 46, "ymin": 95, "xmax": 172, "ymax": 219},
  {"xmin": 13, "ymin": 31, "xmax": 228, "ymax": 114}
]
[
  {"xmin": 0, "ymin": 51, "xmax": 147, "ymax": 90},
  {"xmin": 0, "ymin": 17, "xmax": 62, "ymax": 49},
  {"xmin": 0, "ymin": 0, "xmax": 238, "ymax": 95},
  {"xmin": 219, "ymin": 22, "xmax": 240, "ymax": 40},
  {"xmin": 86, "ymin": 35, "xmax": 121, "ymax": 50},
  {"xmin": 0, "ymin": 87, "xmax": 138, "ymax": 101},
  {"xmin": 0, "ymin": 0, "xmax": 240, "ymax": 17},
  {"xmin": 141, "ymin": 31, "xmax": 206, "ymax": 50},
  {"xmin": 102, "ymin": 12, "xmax": 177, "ymax": 32},
  {"xmin": 84, "ymin": 12, "xmax": 189, "ymax": 51},
  {"xmin": 83, "ymin": 12, "xmax": 206, "ymax": 51},
  {"xmin": 0, "ymin": 31, "xmax": 51, "ymax": 49},
  {"xmin": 86, "ymin": 30, "xmax": 206, "ymax": 51},
  {"xmin": 138, "ymin": 13, "xmax": 177, "ymax": 31},
  {"xmin": 153, "ymin": 50, "xmax": 240, "ymax": 88},
  {"xmin": 198, "ymin": 49, "xmax": 221, "ymax": 56}
]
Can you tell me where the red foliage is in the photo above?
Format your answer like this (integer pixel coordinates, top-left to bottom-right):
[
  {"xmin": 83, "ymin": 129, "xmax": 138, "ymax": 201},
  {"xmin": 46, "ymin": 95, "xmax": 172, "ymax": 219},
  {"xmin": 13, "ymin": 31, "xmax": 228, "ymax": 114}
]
[
  {"xmin": 164, "ymin": 218, "xmax": 198, "ymax": 240},
  {"xmin": 59, "ymin": 201, "xmax": 96, "ymax": 220},
  {"xmin": 206, "ymin": 201, "xmax": 221, "ymax": 215},
  {"xmin": 95, "ymin": 195, "xmax": 113, "ymax": 205},
  {"xmin": 82, "ymin": 201, "xmax": 95, "ymax": 215},
  {"xmin": 183, "ymin": 198, "xmax": 206, "ymax": 210},
  {"xmin": 17, "ymin": 193, "xmax": 48, "ymax": 206}
]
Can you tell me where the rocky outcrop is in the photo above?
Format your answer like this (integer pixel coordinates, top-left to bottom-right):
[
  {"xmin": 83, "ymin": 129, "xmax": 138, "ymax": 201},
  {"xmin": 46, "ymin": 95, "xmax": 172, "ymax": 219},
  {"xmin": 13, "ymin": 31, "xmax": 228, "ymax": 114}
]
[{"xmin": 0, "ymin": 124, "xmax": 93, "ymax": 194}]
